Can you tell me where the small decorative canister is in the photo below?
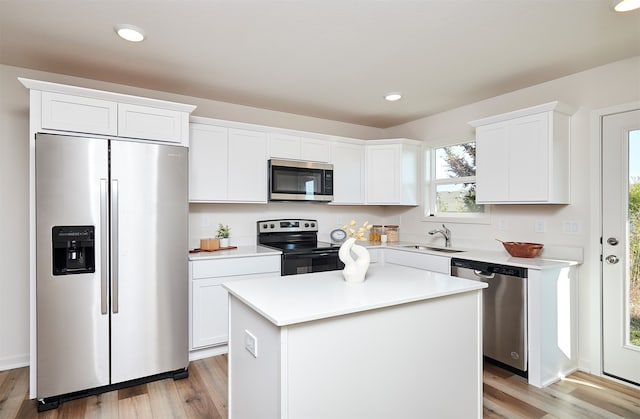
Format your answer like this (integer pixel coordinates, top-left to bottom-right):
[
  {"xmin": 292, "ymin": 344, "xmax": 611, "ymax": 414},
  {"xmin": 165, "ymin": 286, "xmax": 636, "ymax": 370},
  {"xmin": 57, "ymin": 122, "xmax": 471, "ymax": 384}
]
[
  {"xmin": 370, "ymin": 225, "xmax": 383, "ymax": 242},
  {"xmin": 384, "ymin": 225, "xmax": 399, "ymax": 243}
]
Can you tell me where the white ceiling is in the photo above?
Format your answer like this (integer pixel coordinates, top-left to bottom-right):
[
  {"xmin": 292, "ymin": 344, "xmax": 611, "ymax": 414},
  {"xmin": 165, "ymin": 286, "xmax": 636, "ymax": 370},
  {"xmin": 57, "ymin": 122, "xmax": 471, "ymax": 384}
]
[{"xmin": 1, "ymin": 0, "xmax": 639, "ymax": 128}]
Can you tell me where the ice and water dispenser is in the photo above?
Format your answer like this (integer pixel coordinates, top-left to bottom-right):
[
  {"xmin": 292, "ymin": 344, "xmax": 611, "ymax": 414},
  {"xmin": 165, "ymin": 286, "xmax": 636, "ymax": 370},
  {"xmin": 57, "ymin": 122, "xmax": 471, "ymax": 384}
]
[{"xmin": 52, "ymin": 226, "xmax": 95, "ymax": 275}]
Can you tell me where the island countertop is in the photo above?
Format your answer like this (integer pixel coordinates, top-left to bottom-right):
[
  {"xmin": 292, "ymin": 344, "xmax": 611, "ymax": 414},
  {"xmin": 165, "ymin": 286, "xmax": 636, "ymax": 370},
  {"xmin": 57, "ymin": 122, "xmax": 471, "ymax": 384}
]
[{"xmin": 223, "ymin": 264, "xmax": 487, "ymax": 327}]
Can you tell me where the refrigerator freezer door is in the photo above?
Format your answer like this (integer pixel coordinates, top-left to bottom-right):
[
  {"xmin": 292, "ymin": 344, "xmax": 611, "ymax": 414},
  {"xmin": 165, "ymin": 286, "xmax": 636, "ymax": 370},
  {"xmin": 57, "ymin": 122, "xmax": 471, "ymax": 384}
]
[
  {"xmin": 109, "ymin": 140, "xmax": 189, "ymax": 383},
  {"xmin": 36, "ymin": 134, "xmax": 110, "ymax": 398}
]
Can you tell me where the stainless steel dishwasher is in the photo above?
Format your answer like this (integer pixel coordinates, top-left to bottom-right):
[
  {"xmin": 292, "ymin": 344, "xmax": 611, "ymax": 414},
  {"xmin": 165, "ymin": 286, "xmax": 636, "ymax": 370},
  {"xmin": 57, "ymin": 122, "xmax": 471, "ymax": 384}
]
[{"xmin": 451, "ymin": 258, "xmax": 528, "ymax": 373}]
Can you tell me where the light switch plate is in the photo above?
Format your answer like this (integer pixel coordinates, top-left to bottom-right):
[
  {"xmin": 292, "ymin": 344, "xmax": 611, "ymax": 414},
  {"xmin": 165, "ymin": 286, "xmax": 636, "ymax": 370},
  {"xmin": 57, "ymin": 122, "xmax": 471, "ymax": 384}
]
[{"xmin": 534, "ymin": 219, "xmax": 545, "ymax": 233}]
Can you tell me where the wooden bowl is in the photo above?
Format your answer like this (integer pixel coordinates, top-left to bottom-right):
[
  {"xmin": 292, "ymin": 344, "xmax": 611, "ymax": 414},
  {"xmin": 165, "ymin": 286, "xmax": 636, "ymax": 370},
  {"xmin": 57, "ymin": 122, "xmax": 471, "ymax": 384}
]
[{"xmin": 501, "ymin": 241, "xmax": 544, "ymax": 258}]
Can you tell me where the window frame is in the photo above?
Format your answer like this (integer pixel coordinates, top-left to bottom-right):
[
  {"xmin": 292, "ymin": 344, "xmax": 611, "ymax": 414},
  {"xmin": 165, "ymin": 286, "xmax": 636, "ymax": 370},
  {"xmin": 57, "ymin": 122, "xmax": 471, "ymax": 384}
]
[{"xmin": 423, "ymin": 141, "xmax": 491, "ymax": 224}]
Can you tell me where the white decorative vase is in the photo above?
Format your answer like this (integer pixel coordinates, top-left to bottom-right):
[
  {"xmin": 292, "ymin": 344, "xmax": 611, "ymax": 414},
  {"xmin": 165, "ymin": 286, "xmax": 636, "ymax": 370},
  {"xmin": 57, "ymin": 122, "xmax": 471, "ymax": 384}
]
[
  {"xmin": 220, "ymin": 238, "xmax": 230, "ymax": 247},
  {"xmin": 338, "ymin": 237, "xmax": 370, "ymax": 283}
]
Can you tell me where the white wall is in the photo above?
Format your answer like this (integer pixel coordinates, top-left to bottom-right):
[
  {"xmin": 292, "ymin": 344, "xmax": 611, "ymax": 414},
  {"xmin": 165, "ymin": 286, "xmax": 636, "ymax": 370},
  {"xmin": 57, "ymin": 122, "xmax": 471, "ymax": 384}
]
[
  {"xmin": 0, "ymin": 64, "xmax": 385, "ymax": 370},
  {"xmin": 383, "ymin": 56, "xmax": 640, "ymax": 374}
]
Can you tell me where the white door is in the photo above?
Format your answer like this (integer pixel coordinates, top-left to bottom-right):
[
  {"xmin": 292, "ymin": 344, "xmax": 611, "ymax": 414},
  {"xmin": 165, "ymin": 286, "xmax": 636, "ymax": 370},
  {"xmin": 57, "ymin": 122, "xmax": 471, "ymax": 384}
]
[{"xmin": 602, "ymin": 108, "xmax": 640, "ymax": 385}]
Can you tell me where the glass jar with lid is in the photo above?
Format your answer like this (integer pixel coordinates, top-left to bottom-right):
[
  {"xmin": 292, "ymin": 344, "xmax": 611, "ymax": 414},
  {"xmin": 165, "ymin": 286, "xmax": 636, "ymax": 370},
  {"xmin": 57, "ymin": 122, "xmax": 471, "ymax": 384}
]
[
  {"xmin": 384, "ymin": 225, "xmax": 399, "ymax": 243},
  {"xmin": 370, "ymin": 225, "xmax": 383, "ymax": 242}
]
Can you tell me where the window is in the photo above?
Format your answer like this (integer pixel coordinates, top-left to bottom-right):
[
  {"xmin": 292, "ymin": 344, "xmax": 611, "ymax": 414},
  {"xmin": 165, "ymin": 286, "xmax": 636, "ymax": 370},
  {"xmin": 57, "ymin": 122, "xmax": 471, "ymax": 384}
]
[{"xmin": 424, "ymin": 141, "xmax": 489, "ymax": 222}]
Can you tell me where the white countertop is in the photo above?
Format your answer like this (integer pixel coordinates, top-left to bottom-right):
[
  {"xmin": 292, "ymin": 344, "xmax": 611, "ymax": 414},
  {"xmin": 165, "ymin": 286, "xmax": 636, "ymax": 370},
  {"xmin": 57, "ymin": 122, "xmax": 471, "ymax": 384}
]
[
  {"xmin": 188, "ymin": 245, "xmax": 281, "ymax": 261},
  {"xmin": 223, "ymin": 264, "xmax": 487, "ymax": 327},
  {"xmin": 368, "ymin": 242, "xmax": 580, "ymax": 270}
]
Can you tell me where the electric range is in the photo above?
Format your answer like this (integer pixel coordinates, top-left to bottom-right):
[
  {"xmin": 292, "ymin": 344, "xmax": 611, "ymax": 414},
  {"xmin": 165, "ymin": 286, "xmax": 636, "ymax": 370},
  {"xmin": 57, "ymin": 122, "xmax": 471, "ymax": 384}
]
[{"xmin": 257, "ymin": 219, "xmax": 343, "ymax": 276}]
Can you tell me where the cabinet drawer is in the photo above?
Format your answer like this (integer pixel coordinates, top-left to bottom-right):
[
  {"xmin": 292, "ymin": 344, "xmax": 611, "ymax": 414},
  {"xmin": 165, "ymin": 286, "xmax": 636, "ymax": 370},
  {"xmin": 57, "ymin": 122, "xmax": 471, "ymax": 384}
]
[
  {"xmin": 118, "ymin": 103, "xmax": 183, "ymax": 143},
  {"xmin": 192, "ymin": 255, "xmax": 281, "ymax": 279},
  {"xmin": 384, "ymin": 249, "xmax": 450, "ymax": 274},
  {"xmin": 41, "ymin": 91, "xmax": 118, "ymax": 135}
]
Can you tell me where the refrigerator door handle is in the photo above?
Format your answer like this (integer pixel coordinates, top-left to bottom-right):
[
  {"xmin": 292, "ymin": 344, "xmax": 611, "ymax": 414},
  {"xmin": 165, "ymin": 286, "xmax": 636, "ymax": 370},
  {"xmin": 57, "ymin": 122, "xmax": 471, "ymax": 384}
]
[
  {"xmin": 111, "ymin": 179, "xmax": 119, "ymax": 314},
  {"xmin": 100, "ymin": 179, "xmax": 109, "ymax": 315}
]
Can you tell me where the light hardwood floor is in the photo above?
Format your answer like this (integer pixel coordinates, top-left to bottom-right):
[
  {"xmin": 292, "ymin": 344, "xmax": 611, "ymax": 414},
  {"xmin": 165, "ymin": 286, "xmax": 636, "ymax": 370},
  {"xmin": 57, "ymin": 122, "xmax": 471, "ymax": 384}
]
[{"xmin": 2, "ymin": 355, "xmax": 639, "ymax": 418}]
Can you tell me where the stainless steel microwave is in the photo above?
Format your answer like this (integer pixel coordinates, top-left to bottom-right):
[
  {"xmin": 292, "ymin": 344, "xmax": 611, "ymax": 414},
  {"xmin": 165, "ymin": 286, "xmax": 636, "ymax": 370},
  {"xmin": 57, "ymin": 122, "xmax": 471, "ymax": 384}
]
[{"xmin": 268, "ymin": 159, "xmax": 334, "ymax": 202}]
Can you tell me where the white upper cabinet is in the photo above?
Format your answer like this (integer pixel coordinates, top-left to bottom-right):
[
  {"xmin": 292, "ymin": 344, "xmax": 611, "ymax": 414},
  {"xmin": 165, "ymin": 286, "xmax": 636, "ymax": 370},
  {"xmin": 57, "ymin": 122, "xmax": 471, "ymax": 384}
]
[
  {"xmin": 41, "ymin": 91, "xmax": 118, "ymax": 136},
  {"xmin": 365, "ymin": 140, "xmax": 420, "ymax": 205},
  {"xmin": 268, "ymin": 133, "xmax": 331, "ymax": 162},
  {"xmin": 189, "ymin": 123, "xmax": 229, "ymax": 201},
  {"xmin": 19, "ymin": 78, "xmax": 195, "ymax": 146},
  {"xmin": 227, "ymin": 129, "xmax": 268, "ymax": 203},
  {"xmin": 469, "ymin": 101, "xmax": 575, "ymax": 204},
  {"xmin": 331, "ymin": 140, "xmax": 366, "ymax": 204},
  {"xmin": 189, "ymin": 119, "xmax": 267, "ymax": 203},
  {"xmin": 117, "ymin": 103, "xmax": 184, "ymax": 143}
]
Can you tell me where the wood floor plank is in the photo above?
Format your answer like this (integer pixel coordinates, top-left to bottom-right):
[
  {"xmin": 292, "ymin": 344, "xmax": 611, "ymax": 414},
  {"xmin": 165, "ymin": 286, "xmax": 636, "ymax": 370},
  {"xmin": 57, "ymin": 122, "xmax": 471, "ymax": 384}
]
[
  {"xmin": 195, "ymin": 357, "xmax": 228, "ymax": 417},
  {"xmin": 484, "ymin": 382, "xmax": 548, "ymax": 418},
  {"xmin": 83, "ymin": 391, "xmax": 119, "ymax": 419},
  {"xmin": 0, "ymin": 368, "xmax": 29, "ymax": 419},
  {"xmin": 147, "ymin": 377, "xmax": 188, "ymax": 419},
  {"xmin": 174, "ymin": 361, "xmax": 222, "ymax": 419},
  {"xmin": 118, "ymin": 393, "xmax": 154, "ymax": 419}
]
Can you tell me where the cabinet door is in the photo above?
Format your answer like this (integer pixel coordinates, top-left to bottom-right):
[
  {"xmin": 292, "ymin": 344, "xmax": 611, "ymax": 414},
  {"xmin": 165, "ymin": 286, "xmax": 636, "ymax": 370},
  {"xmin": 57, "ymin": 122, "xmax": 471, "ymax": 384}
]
[
  {"xmin": 118, "ymin": 103, "xmax": 183, "ymax": 143},
  {"xmin": 41, "ymin": 91, "xmax": 118, "ymax": 135},
  {"xmin": 476, "ymin": 122, "xmax": 509, "ymax": 202},
  {"xmin": 301, "ymin": 138, "xmax": 331, "ymax": 162},
  {"xmin": 228, "ymin": 129, "xmax": 267, "ymax": 202},
  {"xmin": 476, "ymin": 113, "xmax": 549, "ymax": 203},
  {"xmin": 332, "ymin": 142, "xmax": 365, "ymax": 204},
  {"xmin": 189, "ymin": 124, "xmax": 229, "ymax": 201},
  {"xmin": 192, "ymin": 279, "xmax": 229, "ymax": 349},
  {"xmin": 507, "ymin": 113, "xmax": 549, "ymax": 202},
  {"xmin": 269, "ymin": 133, "xmax": 300, "ymax": 160},
  {"xmin": 366, "ymin": 144, "xmax": 400, "ymax": 204}
]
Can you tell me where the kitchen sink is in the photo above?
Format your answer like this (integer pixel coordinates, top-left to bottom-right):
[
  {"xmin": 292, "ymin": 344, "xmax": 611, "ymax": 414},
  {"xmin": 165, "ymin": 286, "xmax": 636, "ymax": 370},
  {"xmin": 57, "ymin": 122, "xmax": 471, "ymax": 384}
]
[{"xmin": 401, "ymin": 245, "xmax": 464, "ymax": 253}]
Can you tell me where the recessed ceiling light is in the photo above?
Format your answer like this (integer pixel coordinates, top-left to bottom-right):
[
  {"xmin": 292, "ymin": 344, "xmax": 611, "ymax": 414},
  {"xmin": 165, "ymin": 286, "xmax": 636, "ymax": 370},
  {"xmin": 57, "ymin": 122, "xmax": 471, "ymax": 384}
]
[
  {"xmin": 114, "ymin": 24, "xmax": 146, "ymax": 42},
  {"xmin": 612, "ymin": 0, "xmax": 640, "ymax": 12},
  {"xmin": 384, "ymin": 92, "xmax": 402, "ymax": 102}
]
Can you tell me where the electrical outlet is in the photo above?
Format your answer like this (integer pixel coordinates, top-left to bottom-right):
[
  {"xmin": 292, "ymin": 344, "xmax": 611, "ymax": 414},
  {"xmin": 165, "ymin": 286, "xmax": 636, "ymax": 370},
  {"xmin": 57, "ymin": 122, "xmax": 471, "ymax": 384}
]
[
  {"xmin": 562, "ymin": 221, "xmax": 581, "ymax": 235},
  {"xmin": 245, "ymin": 330, "xmax": 258, "ymax": 358},
  {"xmin": 200, "ymin": 215, "xmax": 211, "ymax": 227},
  {"xmin": 534, "ymin": 219, "xmax": 546, "ymax": 233},
  {"xmin": 497, "ymin": 218, "xmax": 508, "ymax": 231}
]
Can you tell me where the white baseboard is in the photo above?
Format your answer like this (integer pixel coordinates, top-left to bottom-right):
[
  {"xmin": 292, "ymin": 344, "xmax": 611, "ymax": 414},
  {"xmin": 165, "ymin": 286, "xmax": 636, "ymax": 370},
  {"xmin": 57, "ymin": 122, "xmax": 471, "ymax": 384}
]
[
  {"xmin": 189, "ymin": 345, "xmax": 228, "ymax": 361},
  {"xmin": 0, "ymin": 353, "xmax": 29, "ymax": 371}
]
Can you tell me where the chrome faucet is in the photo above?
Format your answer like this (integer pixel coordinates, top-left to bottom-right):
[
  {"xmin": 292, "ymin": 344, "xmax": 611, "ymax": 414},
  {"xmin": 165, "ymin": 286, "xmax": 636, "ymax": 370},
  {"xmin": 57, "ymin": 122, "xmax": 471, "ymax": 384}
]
[{"xmin": 428, "ymin": 224, "xmax": 451, "ymax": 248}]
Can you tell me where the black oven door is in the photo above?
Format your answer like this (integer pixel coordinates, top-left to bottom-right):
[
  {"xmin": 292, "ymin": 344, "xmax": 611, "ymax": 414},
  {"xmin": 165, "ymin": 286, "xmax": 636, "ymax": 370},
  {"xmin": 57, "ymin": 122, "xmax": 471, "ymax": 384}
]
[{"xmin": 281, "ymin": 250, "xmax": 343, "ymax": 276}]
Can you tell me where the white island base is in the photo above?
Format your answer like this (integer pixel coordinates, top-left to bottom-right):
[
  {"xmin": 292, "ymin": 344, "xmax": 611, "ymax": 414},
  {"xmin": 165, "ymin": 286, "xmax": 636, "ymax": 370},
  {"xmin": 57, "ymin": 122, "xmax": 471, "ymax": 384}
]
[{"xmin": 225, "ymin": 265, "xmax": 486, "ymax": 419}]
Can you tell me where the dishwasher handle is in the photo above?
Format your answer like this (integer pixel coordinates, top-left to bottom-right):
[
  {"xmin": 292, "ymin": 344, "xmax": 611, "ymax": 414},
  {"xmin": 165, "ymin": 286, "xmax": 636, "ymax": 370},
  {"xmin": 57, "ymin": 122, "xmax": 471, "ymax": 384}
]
[{"xmin": 473, "ymin": 270, "xmax": 495, "ymax": 279}]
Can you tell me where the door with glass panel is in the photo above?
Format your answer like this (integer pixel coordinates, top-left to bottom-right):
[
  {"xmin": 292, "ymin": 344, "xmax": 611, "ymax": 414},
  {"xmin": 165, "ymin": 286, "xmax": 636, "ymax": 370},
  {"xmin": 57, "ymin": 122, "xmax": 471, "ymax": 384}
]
[{"xmin": 602, "ymin": 108, "xmax": 640, "ymax": 385}]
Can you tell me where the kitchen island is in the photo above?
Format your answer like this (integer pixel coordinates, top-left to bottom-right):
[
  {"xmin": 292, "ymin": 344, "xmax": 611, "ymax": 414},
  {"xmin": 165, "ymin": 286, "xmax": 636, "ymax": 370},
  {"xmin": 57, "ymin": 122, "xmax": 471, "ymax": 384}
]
[{"xmin": 223, "ymin": 264, "xmax": 487, "ymax": 419}]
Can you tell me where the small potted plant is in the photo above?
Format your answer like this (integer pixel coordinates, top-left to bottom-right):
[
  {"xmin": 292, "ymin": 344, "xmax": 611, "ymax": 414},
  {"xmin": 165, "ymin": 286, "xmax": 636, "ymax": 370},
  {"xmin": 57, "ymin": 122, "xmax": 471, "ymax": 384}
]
[{"xmin": 216, "ymin": 224, "xmax": 230, "ymax": 247}]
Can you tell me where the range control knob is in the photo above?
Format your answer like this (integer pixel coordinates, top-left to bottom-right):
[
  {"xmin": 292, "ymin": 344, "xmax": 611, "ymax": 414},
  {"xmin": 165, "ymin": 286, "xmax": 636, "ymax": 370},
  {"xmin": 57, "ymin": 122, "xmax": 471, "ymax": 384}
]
[
  {"xmin": 262, "ymin": 223, "xmax": 268, "ymax": 229},
  {"xmin": 304, "ymin": 223, "xmax": 309, "ymax": 227},
  {"xmin": 270, "ymin": 224, "xmax": 275, "ymax": 228},
  {"xmin": 311, "ymin": 223, "xmax": 316, "ymax": 228}
]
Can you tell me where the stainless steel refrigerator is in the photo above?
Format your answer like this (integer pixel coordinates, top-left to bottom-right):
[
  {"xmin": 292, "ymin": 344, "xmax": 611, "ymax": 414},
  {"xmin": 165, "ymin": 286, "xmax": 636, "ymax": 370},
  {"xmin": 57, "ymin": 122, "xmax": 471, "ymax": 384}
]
[{"xmin": 35, "ymin": 133, "xmax": 188, "ymax": 405}]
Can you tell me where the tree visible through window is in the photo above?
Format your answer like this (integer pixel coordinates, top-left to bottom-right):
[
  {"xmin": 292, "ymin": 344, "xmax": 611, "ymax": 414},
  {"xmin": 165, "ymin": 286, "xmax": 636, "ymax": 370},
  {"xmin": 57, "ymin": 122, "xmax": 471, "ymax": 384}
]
[{"xmin": 427, "ymin": 141, "xmax": 486, "ymax": 219}]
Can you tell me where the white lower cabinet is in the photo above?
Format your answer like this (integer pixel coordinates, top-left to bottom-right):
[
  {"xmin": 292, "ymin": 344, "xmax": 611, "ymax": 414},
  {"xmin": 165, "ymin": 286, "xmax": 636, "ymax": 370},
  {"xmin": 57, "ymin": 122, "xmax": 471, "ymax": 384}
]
[{"xmin": 189, "ymin": 255, "xmax": 280, "ymax": 352}]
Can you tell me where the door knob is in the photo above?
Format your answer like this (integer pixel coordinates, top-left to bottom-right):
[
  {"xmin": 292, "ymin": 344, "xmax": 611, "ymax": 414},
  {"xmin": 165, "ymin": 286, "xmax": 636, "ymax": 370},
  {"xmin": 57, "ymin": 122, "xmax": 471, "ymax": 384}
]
[
  {"xmin": 607, "ymin": 237, "xmax": 619, "ymax": 246},
  {"xmin": 605, "ymin": 255, "xmax": 619, "ymax": 264}
]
